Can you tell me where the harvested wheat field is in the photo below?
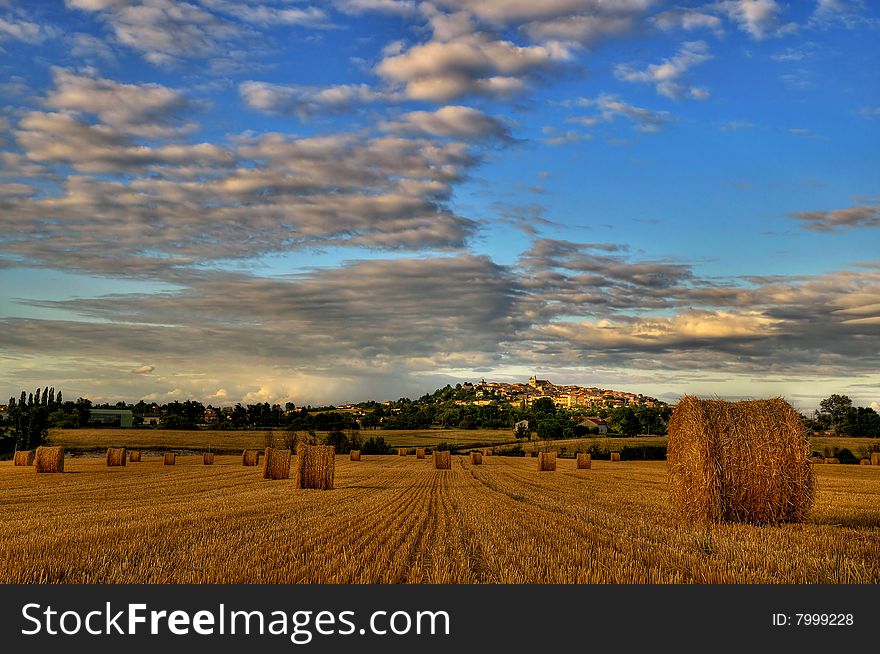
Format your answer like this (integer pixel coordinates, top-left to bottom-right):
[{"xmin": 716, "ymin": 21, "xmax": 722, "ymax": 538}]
[{"xmin": 0, "ymin": 455, "xmax": 878, "ymax": 583}]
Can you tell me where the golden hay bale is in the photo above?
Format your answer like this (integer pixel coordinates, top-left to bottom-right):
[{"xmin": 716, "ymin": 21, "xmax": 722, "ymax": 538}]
[
  {"xmin": 203, "ymin": 452, "xmax": 215, "ymax": 465},
  {"xmin": 610, "ymin": 452, "xmax": 621, "ymax": 462},
  {"xmin": 129, "ymin": 450, "xmax": 141, "ymax": 463},
  {"xmin": 416, "ymin": 447, "xmax": 426, "ymax": 459},
  {"xmin": 810, "ymin": 456, "xmax": 824, "ymax": 464},
  {"xmin": 537, "ymin": 451, "xmax": 556, "ymax": 471},
  {"xmin": 263, "ymin": 447, "xmax": 291, "ymax": 480},
  {"xmin": 242, "ymin": 449, "xmax": 259, "ymax": 466},
  {"xmin": 668, "ymin": 396, "xmax": 814, "ymax": 525},
  {"xmin": 860, "ymin": 458, "xmax": 871, "ymax": 465},
  {"xmin": 34, "ymin": 446, "xmax": 64, "ymax": 473},
  {"xmin": 470, "ymin": 451, "xmax": 483, "ymax": 465},
  {"xmin": 872, "ymin": 453, "xmax": 880, "ymax": 466},
  {"xmin": 576, "ymin": 453, "xmax": 592, "ymax": 469},
  {"xmin": 433, "ymin": 450, "xmax": 451, "ymax": 470},
  {"xmin": 106, "ymin": 447, "xmax": 127, "ymax": 467},
  {"xmin": 350, "ymin": 449, "xmax": 361, "ymax": 461},
  {"xmin": 13, "ymin": 450, "xmax": 35, "ymax": 466},
  {"xmin": 294, "ymin": 444, "xmax": 335, "ymax": 490},
  {"xmin": 824, "ymin": 457, "xmax": 839, "ymax": 464},
  {"xmin": 164, "ymin": 452, "xmax": 176, "ymax": 465},
  {"xmin": 397, "ymin": 448, "xmax": 408, "ymax": 457},
  {"xmin": 482, "ymin": 448, "xmax": 491, "ymax": 456}
]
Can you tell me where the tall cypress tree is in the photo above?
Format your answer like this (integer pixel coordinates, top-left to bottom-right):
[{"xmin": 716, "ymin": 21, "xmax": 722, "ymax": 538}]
[
  {"xmin": 56, "ymin": 390, "xmax": 63, "ymax": 405},
  {"xmin": 48, "ymin": 388, "xmax": 55, "ymax": 405},
  {"xmin": 28, "ymin": 393, "xmax": 33, "ymax": 407},
  {"xmin": 20, "ymin": 391, "xmax": 26, "ymax": 407},
  {"xmin": 41, "ymin": 387, "xmax": 49, "ymax": 406},
  {"xmin": 8, "ymin": 397, "xmax": 14, "ymax": 408}
]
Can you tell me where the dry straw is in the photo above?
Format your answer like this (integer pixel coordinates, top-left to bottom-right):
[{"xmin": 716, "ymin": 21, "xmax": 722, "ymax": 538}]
[
  {"xmin": 397, "ymin": 448, "xmax": 408, "ymax": 457},
  {"xmin": 294, "ymin": 444, "xmax": 334, "ymax": 490},
  {"xmin": 470, "ymin": 451, "xmax": 483, "ymax": 465},
  {"xmin": 810, "ymin": 456, "xmax": 824, "ymax": 464},
  {"xmin": 872, "ymin": 453, "xmax": 880, "ymax": 466},
  {"xmin": 537, "ymin": 451, "xmax": 556, "ymax": 471},
  {"xmin": 824, "ymin": 458, "xmax": 839, "ymax": 464},
  {"xmin": 242, "ymin": 449, "xmax": 259, "ymax": 466},
  {"xmin": 610, "ymin": 452, "xmax": 621, "ymax": 462},
  {"xmin": 667, "ymin": 396, "xmax": 814, "ymax": 525},
  {"xmin": 350, "ymin": 450, "xmax": 361, "ymax": 461},
  {"xmin": 106, "ymin": 447, "xmax": 127, "ymax": 467},
  {"xmin": 34, "ymin": 446, "xmax": 64, "ymax": 473},
  {"xmin": 482, "ymin": 449, "xmax": 491, "ymax": 456},
  {"xmin": 203, "ymin": 452, "xmax": 215, "ymax": 465},
  {"xmin": 164, "ymin": 452, "xmax": 176, "ymax": 466},
  {"xmin": 860, "ymin": 458, "xmax": 871, "ymax": 465},
  {"xmin": 13, "ymin": 450, "xmax": 35, "ymax": 466},
  {"xmin": 576, "ymin": 453, "xmax": 592, "ymax": 469},
  {"xmin": 433, "ymin": 450, "xmax": 451, "ymax": 470},
  {"xmin": 263, "ymin": 447, "xmax": 291, "ymax": 480},
  {"xmin": 416, "ymin": 448, "xmax": 426, "ymax": 459},
  {"xmin": 129, "ymin": 450, "xmax": 141, "ymax": 463}
]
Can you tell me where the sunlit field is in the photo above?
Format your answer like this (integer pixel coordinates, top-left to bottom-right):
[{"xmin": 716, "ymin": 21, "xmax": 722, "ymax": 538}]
[
  {"xmin": 1, "ymin": 455, "xmax": 877, "ymax": 584},
  {"xmin": 48, "ymin": 428, "xmax": 519, "ymax": 452}
]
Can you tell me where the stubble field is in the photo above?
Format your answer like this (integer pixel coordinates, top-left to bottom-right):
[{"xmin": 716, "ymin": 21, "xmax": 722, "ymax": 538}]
[{"xmin": 1, "ymin": 454, "xmax": 878, "ymax": 584}]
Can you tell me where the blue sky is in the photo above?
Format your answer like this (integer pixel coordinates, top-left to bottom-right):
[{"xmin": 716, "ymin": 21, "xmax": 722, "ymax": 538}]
[{"xmin": 0, "ymin": 0, "xmax": 878, "ymax": 411}]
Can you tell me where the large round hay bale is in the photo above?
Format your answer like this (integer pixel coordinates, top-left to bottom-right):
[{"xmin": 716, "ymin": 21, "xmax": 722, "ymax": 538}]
[
  {"xmin": 164, "ymin": 452, "xmax": 176, "ymax": 465},
  {"xmin": 397, "ymin": 448, "xmax": 408, "ymax": 457},
  {"xmin": 129, "ymin": 450, "xmax": 141, "ymax": 463},
  {"xmin": 106, "ymin": 447, "xmax": 127, "ymax": 467},
  {"xmin": 482, "ymin": 448, "xmax": 492, "ymax": 456},
  {"xmin": 203, "ymin": 452, "xmax": 215, "ymax": 465},
  {"xmin": 433, "ymin": 450, "xmax": 451, "ymax": 470},
  {"xmin": 242, "ymin": 449, "xmax": 259, "ymax": 466},
  {"xmin": 34, "ymin": 446, "xmax": 64, "ymax": 473},
  {"xmin": 263, "ymin": 447, "xmax": 291, "ymax": 480},
  {"xmin": 668, "ymin": 396, "xmax": 814, "ymax": 525},
  {"xmin": 13, "ymin": 450, "xmax": 35, "ymax": 466},
  {"xmin": 294, "ymin": 444, "xmax": 334, "ymax": 490},
  {"xmin": 610, "ymin": 452, "xmax": 621, "ymax": 462},
  {"xmin": 824, "ymin": 457, "xmax": 839, "ymax": 464},
  {"xmin": 576, "ymin": 453, "xmax": 591, "ymax": 469},
  {"xmin": 350, "ymin": 449, "xmax": 361, "ymax": 461},
  {"xmin": 872, "ymin": 453, "xmax": 880, "ymax": 466},
  {"xmin": 470, "ymin": 451, "xmax": 482, "ymax": 465},
  {"xmin": 860, "ymin": 458, "xmax": 871, "ymax": 465},
  {"xmin": 537, "ymin": 451, "xmax": 556, "ymax": 471},
  {"xmin": 415, "ymin": 447, "xmax": 426, "ymax": 459}
]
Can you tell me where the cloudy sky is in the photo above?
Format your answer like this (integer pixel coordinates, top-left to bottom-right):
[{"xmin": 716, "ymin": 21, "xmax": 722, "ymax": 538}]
[{"xmin": 1, "ymin": 0, "xmax": 878, "ymax": 410}]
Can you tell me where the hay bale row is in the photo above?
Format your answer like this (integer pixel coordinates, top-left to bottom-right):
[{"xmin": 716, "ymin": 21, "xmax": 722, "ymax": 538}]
[
  {"xmin": 13, "ymin": 450, "xmax": 35, "ymax": 466},
  {"xmin": 294, "ymin": 444, "xmax": 334, "ymax": 490},
  {"xmin": 810, "ymin": 456, "xmax": 824, "ymax": 464},
  {"xmin": 263, "ymin": 447, "xmax": 291, "ymax": 480},
  {"xmin": 129, "ymin": 450, "xmax": 141, "ymax": 463},
  {"xmin": 433, "ymin": 450, "xmax": 451, "ymax": 470},
  {"xmin": 470, "ymin": 451, "xmax": 482, "ymax": 465},
  {"xmin": 242, "ymin": 449, "xmax": 260, "ymax": 466},
  {"xmin": 34, "ymin": 446, "xmax": 64, "ymax": 473},
  {"xmin": 576, "ymin": 453, "xmax": 591, "ymax": 469},
  {"xmin": 610, "ymin": 452, "xmax": 621, "ymax": 462},
  {"xmin": 350, "ymin": 449, "xmax": 361, "ymax": 461},
  {"xmin": 537, "ymin": 451, "xmax": 556, "ymax": 471},
  {"xmin": 824, "ymin": 457, "xmax": 839, "ymax": 465},
  {"xmin": 872, "ymin": 452, "xmax": 880, "ymax": 466},
  {"xmin": 106, "ymin": 447, "xmax": 127, "ymax": 467},
  {"xmin": 667, "ymin": 396, "xmax": 814, "ymax": 525},
  {"xmin": 203, "ymin": 452, "xmax": 215, "ymax": 465},
  {"xmin": 416, "ymin": 447, "xmax": 426, "ymax": 459},
  {"xmin": 164, "ymin": 452, "xmax": 176, "ymax": 465}
]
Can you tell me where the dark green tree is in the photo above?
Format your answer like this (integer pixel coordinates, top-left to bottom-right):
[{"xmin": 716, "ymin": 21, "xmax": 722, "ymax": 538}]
[{"xmin": 818, "ymin": 394, "xmax": 852, "ymax": 433}]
